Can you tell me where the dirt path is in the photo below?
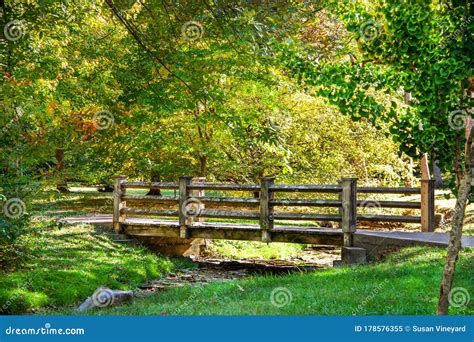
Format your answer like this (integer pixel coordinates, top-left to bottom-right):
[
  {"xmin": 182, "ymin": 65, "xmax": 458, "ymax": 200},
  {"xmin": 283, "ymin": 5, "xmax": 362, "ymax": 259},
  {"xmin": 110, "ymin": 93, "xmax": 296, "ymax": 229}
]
[{"xmin": 135, "ymin": 247, "xmax": 340, "ymax": 297}]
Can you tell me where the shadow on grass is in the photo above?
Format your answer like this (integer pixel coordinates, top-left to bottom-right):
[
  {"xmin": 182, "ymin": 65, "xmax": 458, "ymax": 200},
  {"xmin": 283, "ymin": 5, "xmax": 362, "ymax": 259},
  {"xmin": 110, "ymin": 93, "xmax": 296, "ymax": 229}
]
[
  {"xmin": 0, "ymin": 224, "xmax": 181, "ymax": 314},
  {"xmin": 83, "ymin": 247, "xmax": 473, "ymax": 316}
]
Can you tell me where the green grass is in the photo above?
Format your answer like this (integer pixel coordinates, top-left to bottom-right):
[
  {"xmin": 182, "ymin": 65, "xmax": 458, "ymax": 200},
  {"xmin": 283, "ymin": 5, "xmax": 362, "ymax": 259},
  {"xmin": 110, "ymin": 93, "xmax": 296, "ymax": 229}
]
[
  {"xmin": 56, "ymin": 247, "xmax": 473, "ymax": 316},
  {"xmin": 0, "ymin": 223, "xmax": 191, "ymax": 314}
]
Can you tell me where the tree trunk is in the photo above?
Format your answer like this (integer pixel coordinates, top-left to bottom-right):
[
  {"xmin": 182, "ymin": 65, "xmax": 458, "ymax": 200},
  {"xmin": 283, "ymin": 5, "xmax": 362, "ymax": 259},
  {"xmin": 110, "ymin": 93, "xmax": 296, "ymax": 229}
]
[
  {"xmin": 436, "ymin": 175, "xmax": 469, "ymax": 315},
  {"xmin": 146, "ymin": 172, "xmax": 162, "ymax": 196},
  {"xmin": 437, "ymin": 124, "xmax": 472, "ymax": 315},
  {"xmin": 55, "ymin": 148, "xmax": 69, "ymax": 193},
  {"xmin": 199, "ymin": 156, "xmax": 207, "ymax": 177}
]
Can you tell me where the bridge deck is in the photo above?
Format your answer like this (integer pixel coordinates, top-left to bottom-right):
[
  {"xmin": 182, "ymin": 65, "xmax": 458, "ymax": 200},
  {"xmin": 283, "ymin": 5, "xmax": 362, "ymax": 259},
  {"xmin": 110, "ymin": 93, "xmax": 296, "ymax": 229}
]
[{"xmin": 62, "ymin": 215, "xmax": 474, "ymax": 251}]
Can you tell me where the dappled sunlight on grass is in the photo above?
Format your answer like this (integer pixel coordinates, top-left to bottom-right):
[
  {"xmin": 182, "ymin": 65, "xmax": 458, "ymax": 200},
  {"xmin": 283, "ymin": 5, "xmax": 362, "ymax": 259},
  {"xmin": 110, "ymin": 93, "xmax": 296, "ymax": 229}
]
[
  {"xmin": 0, "ymin": 223, "xmax": 186, "ymax": 314},
  {"xmin": 70, "ymin": 247, "xmax": 473, "ymax": 316}
]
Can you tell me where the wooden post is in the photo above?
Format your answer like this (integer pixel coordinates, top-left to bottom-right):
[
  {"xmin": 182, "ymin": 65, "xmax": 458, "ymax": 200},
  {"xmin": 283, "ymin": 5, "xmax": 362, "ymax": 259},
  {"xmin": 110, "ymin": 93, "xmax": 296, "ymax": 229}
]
[
  {"xmin": 260, "ymin": 177, "xmax": 275, "ymax": 243},
  {"xmin": 337, "ymin": 187, "xmax": 343, "ymax": 229},
  {"xmin": 179, "ymin": 176, "xmax": 193, "ymax": 239},
  {"xmin": 421, "ymin": 179, "xmax": 435, "ymax": 232},
  {"xmin": 341, "ymin": 178, "xmax": 357, "ymax": 247},
  {"xmin": 421, "ymin": 153, "xmax": 431, "ymax": 179},
  {"xmin": 113, "ymin": 175, "xmax": 127, "ymax": 234},
  {"xmin": 191, "ymin": 177, "xmax": 205, "ymax": 223}
]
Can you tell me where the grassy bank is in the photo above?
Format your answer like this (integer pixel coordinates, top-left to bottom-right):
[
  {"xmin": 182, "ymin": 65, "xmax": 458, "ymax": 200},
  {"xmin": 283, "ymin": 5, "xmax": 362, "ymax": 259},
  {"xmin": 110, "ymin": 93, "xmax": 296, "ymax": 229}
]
[
  {"xmin": 61, "ymin": 247, "xmax": 473, "ymax": 316},
  {"xmin": 0, "ymin": 223, "xmax": 189, "ymax": 314}
]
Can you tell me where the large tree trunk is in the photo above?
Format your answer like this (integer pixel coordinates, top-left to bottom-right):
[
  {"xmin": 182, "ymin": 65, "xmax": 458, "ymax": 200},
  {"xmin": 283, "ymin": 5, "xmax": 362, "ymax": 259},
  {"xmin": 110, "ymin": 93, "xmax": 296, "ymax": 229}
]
[{"xmin": 437, "ymin": 124, "xmax": 472, "ymax": 315}]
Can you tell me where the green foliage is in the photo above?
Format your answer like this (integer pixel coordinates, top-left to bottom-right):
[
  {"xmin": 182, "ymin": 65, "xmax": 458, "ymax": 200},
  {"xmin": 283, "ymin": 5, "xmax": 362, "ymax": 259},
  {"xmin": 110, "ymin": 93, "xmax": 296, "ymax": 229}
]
[
  {"xmin": 1, "ymin": 0, "xmax": 409, "ymax": 190},
  {"xmin": 0, "ymin": 214, "xmax": 31, "ymax": 243},
  {"xmin": 279, "ymin": 0, "xmax": 472, "ymax": 191}
]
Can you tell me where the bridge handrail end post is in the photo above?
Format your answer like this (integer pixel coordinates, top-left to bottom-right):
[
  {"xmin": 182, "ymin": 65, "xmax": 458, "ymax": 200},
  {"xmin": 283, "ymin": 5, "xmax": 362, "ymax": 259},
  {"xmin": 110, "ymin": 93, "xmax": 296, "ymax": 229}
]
[
  {"xmin": 113, "ymin": 175, "xmax": 128, "ymax": 234},
  {"xmin": 341, "ymin": 177, "xmax": 357, "ymax": 247}
]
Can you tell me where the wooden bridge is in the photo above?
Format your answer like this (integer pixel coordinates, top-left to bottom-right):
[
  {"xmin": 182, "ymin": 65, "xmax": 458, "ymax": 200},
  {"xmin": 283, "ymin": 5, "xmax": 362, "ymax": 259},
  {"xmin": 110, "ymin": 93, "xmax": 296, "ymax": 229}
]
[{"xmin": 106, "ymin": 175, "xmax": 474, "ymax": 262}]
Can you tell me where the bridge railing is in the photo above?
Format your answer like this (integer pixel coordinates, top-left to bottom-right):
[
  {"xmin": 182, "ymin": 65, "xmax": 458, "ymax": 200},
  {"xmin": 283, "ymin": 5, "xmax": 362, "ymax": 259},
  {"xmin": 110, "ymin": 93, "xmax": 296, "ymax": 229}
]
[{"xmin": 113, "ymin": 176, "xmax": 435, "ymax": 245}]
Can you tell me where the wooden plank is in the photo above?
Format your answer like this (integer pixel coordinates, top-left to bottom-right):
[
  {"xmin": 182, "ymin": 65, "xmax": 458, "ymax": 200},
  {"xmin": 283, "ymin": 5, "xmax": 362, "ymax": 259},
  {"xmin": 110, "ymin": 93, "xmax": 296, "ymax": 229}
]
[
  {"xmin": 270, "ymin": 184, "xmax": 341, "ymax": 193},
  {"xmin": 123, "ymin": 219, "xmax": 179, "ymax": 228},
  {"xmin": 273, "ymin": 212, "xmax": 341, "ymax": 221},
  {"xmin": 122, "ymin": 208, "xmax": 178, "ymax": 217},
  {"xmin": 187, "ymin": 184, "xmax": 260, "ymax": 191},
  {"xmin": 124, "ymin": 225, "xmax": 180, "ymax": 238},
  {"xmin": 122, "ymin": 195, "xmax": 179, "ymax": 203},
  {"xmin": 357, "ymin": 214, "xmax": 421, "ymax": 223},
  {"xmin": 356, "ymin": 200, "xmax": 421, "ymax": 209},
  {"xmin": 357, "ymin": 187, "xmax": 420, "ymax": 194},
  {"xmin": 123, "ymin": 223, "xmax": 343, "ymax": 245},
  {"xmin": 123, "ymin": 181, "xmax": 178, "ymax": 189},
  {"xmin": 271, "ymin": 199, "xmax": 342, "ymax": 207},
  {"xmin": 196, "ymin": 197, "xmax": 260, "ymax": 206},
  {"xmin": 199, "ymin": 209, "xmax": 259, "ymax": 219}
]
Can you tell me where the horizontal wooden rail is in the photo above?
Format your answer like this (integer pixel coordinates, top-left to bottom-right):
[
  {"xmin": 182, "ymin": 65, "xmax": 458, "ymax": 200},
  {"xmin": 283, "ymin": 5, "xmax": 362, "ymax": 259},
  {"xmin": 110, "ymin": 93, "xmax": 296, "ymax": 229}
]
[
  {"xmin": 356, "ymin": 200, "xmax": 421, "ymax": 209},
  {"xmin": 271, "ymin": 199, "xmax": 342, "ymax": 207},
  {"xmin": 194, "ymin": 197, "xmax": 259, "ymax": 206},
  {"xmin": 357, "ymin": 187, "xmax": 420, "ymax": 194},
  {"xmin": 113, "ymin": 176, "xmax": 435, "ymax": 239},
  {"xmin": 122, "ymin": 208, "xmax": 179, "ymax": 217},
  {"xmin": 273, "ymin": 212, "xmax": 342, "ymax": 222},
  {"xmin": 187, "ymin": 184, "xmax": 260, "ymax": 191},
  {"xmin": 123, "ymin": 181, "xmax": 178, "ymax": 190},
  {"xmin": 270, "ymin": 184, "xmax": 342, "ymax": 193},
  {"xmin": 357, "ymin": 214, "xmax": 421, "ymax": 223},
  {"xmin": 123, "ymin": 195, "xmax": 179, "ymax": 203},
  {"xmin": 198, "ymin": 209, "xmax": 259, "ymax": 219}
]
